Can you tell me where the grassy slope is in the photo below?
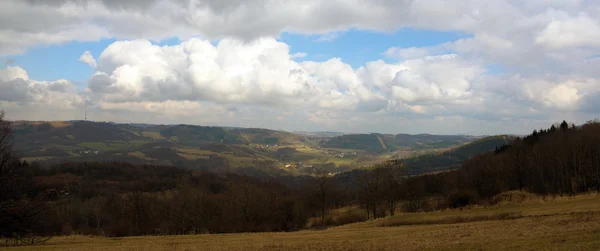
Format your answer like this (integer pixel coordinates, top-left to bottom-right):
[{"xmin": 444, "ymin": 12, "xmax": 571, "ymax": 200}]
[{"xmin": 8, "ymin": 194, "xmax": 600, "ymax": 251}]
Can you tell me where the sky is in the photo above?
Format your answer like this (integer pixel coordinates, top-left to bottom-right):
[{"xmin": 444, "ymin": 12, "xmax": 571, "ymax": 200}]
[{"xmin": 1, "ymin": 0, "xmax": 600, "ymax": 135}]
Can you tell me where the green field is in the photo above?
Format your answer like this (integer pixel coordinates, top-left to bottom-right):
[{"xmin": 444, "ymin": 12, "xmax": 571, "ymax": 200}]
[{"xmin": 6, "ymin": 194, "xmax": 600, "ymax": 251}]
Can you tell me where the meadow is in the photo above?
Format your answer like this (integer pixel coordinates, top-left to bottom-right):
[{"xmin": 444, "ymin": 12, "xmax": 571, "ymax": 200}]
[{"xmin": 6, "ymin": 193, "xmax": 600, "ymax": 251}]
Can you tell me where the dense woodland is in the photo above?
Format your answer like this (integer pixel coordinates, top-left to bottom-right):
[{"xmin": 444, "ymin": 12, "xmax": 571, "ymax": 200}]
[
  {"xmin": 396, "ymin": 120, "xmax": 600, "ymax": 210},
  {"xmin": 400, "ymin": 135, "xmax": 510, "ymax": 175},
  {"xmin": 2, "ymin": 109, "xmax": 600, "ymax": 244}
]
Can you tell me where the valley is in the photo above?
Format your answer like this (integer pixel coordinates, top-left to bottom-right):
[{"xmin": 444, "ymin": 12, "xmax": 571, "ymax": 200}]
[
  {"xmin": 4, "ymin": 116, "xmax": 600, "ymax": 250},
  {"xmin": 12, "ymin": 120, "xmax": 507, "ymax": 176}
]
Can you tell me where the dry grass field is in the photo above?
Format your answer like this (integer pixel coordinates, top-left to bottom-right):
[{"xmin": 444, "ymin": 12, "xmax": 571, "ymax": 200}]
[{"xmin": 5, "ymin": 194, "xmax": 600, "ymax": 251}]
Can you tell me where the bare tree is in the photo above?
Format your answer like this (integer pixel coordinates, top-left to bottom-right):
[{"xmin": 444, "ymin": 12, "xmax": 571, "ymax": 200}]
[
  {"xmin": 0, "ymin": 111, "xmax": 49, "ymax": 245},
  {"xmin": 124, "ymin": 191, "xmax": 154, "ymax": 235},
  {"xmin": 380, "ymin": 160, "xmax": 405, "ymax": 216},
  {"xmin": 89, "ymin": 196, "xmax": 107, "ymax": 232},
  {"xmin": 357, "ymin": 164, "xmax": 388, "ymax": 219},
  {"xmin": 230, "ymin": 179, "xmax": 266, "ymax": 231},
  {"xmin": 314, "ymin": 173, "xmax": 331, "ymax": 224}
]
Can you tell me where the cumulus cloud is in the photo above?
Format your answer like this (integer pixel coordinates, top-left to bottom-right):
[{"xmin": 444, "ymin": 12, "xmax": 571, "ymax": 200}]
[
  {"xmin": 80, "ymin": 38, "xmax": 551, "ymax": 122},
  {"xmin": 84, "ymin": 38, "xmax": 494, "ymax": 115},
  {"xmin": 0, "ymin": 66, "xmax": 85, "ymax": 107},
  {"xmin": 3, "ymin": 0, "xmax": 600, "ymax": 134},
  {"xmin": 89, "ymin": 38, "xmax": 329, "ymax": 107}
]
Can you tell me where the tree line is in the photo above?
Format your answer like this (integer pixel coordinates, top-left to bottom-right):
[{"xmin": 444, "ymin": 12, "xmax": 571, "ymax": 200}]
[{"xmin": 10, "ymin": 162, "xmax": 316, "ymax": 237}]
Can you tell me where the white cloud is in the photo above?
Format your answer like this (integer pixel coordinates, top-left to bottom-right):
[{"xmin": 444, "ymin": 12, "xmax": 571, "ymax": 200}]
[
  {"xmin": 1, "ymin": 0, "xmax": 598, "ymax": 56},
  {"xmin": 535, "ymin": 12, "xmax": 600, "ymax": 49},
  {"xmin": 79, "ymin": 51, "xmax": 97, "ymax": 68},
  {"xmin": 0, "ymin": 66, "xmax": 85, "ymax": 108},
  {"xmin": 384, "ymin": 47, "xmax": 437, "ymax": 60},
  {"xmin": 3, "ymin": 0, "xmax": 600, "ymax": 134},
  {"xmin": 291, "ymin": 52, "xmax": 307, "ymax": 59},
  {"xmin": 315, "ymin": 32, "xmax": 341, "ymax": 42},
  {"xmin": 89, "ymin": 38, "xmax": 333, "ymax": 108},
  {"xmin": 71, "ymin": 37, "xmax": 591, "ymax": 131},
  {"xmin": 0, "ymin": 66, "xmax": 29, "ymax": 82}
]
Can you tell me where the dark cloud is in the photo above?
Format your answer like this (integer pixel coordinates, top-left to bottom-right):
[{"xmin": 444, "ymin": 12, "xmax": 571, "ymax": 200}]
[
  {"xmin": 0, "ymin": 78, "xmax": 29, "ymax": 102},
  {"xmin": 354, "ymin": 99, "xmax": 388, "ymax": 112},
  {"xmin": 47, "ymin": 81, "xmax": 71, "ymax": 92},
  {"xmin": 88, "ymin": 73, "xmax": 115, "ymax": 93}
]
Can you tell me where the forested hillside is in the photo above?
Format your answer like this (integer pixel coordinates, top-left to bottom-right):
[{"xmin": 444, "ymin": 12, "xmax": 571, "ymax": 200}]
[
  {"xmin": 399, "ymin": 120, "xmax": 600, "ymax": 210},
  {"xmin": 319, "ymin": 133, "xmax": 473, "ymax": 153},
  {"xmin": 22, "ymin": 162, "xmax": 313, "ymax": 236},
  {"xmin": 321, "ymin": 133, "xmax": 391, "ymax": 153},
  {"xmin": 401, "ymin": 135, "xmax": 512, "ymax": 175}
]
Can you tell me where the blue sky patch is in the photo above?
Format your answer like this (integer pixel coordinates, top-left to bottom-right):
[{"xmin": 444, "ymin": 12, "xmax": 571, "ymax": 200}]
[{"xmin": 281, "ymin": 28, "xmax": 470, "ymax": 68}]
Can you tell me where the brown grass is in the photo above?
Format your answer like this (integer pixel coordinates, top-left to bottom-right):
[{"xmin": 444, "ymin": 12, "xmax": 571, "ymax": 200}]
[
  {"xmin": 308, "ymin": 206, "xmax": 367, "ymax": 228},
  {"xmin": 127, "ymin": 151, "xmax": 155, "ymax": 161},
  {"xmin": 47, "ymin": 121, "xmax": 72, "ymax": 128},
  {"xmin": 490, "ymin": 190, "xmax": 538, "ymax": 205},
  {"xmin": 5, "ymin": 194, "xmax": 600, "ymax": 251},
  {"xmin": 378, "ymin": 212, "xmax": 524, "ymax": 227},
  {"xmin": 141, "ymin": 131, "xmax": 163, "ymax": 139}
]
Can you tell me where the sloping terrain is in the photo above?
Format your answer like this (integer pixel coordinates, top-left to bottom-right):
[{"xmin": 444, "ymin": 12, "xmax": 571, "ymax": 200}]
[
  {"xmin": 393, "ymin": 133, "xmax": 473, "ymax": 149},
  {"xmin": 319, "ymin": 133, "xmax": 474, "ymax": 153},
  {"xmin": 401, "ymin": 135, "xmax": 513, "ymax": 175},
  {"xmin": 321, "ymin": 133, "xmax": 391, "ymax": 153},
  {"xmin": 11, "ymin": 121, "xmax": 143, "ymax": 154},
  {"xmin": 236, "ymin": 128, "xmax": 304, "ymax": 145},
  {"xmin": 160, "ymin": 125, "xmax": 248, "ymax": 145}
]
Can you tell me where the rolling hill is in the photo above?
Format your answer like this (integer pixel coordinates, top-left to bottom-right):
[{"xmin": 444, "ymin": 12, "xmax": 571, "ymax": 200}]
[
  {"xmin": 9, "ymin": 121, "xmax": 332, "ymax": 175},
  {"xmin": 10, "ymin": 120, "xmax": 503, "ymax": 176}
]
